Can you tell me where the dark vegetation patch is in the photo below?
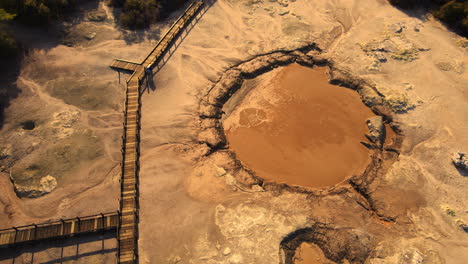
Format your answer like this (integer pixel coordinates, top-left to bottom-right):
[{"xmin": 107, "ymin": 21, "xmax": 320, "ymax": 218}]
[
  {"xmin": 110, "ymin": 0, "xmax": 189, "ymax": 29},
  {"xmin": 0, "ymin": 25, "xmax": 18, "ymax": 58},
  {"xmin": 0, "ymin": 0, "xmax": 190, "ymax": 61},
  {"xmin": 433, "ymin": 0, "xmax": 468, "ymax": 36},
  {"xmin": 0, "ymin": 0, "xmax": 76, "ymax": 60},
  {"xmin": 389, "ymin": 0, "xmax": 467, "ymax": 37},
  {"xmin": 0, "ymin": 8, "xmax": 18, "ymax": 58},
  {"xmin": 0, "ymin": 0, "xmax": 76, "ymax": 25}
]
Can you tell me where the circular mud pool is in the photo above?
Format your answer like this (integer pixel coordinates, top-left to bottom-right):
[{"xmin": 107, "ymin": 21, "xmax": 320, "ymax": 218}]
[{"xmin": 223, "ymin": 64, "xmax": 374, "ymax": 188}]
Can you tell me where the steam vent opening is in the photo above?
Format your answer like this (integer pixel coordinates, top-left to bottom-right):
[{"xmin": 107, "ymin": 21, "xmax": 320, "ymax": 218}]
[{"xmin": 223, "ymin": 64, "xmax": 375, "ymax": 188}]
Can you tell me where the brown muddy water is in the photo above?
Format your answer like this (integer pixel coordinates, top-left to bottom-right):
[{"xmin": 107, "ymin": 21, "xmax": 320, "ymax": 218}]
[
  {"xmin": 294, "ymin": 243, "xmax": 337, "ymax": 264},
  {"xmin": 224, "ymin": 64, "xmax": 374, "ymax": 188}
]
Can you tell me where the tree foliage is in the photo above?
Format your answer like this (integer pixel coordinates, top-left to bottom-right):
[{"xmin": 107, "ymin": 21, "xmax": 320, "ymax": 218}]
[
  {"xmin": 0, "ymin": 8, "xmax": 16, "ymax": 21},
  {"xmin": 120, "ymin": 0, "xmax": 161, "ymax": 29},
  {"xmin": 0, "ymin": 0, "xmax": 76, "ymax": 25},
  {"xmin": 114, "ymin": 0, "xmax": 189, "ymax": 29},
  {"xmin": 0, "ymin": 8, "xmax": 18, "ymax": 58}
]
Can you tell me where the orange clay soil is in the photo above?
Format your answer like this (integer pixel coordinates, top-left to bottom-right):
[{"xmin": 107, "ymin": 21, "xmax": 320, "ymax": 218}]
[{"xmin": 225, "ymin": 64, "xmax": 374, "ymax": 188}]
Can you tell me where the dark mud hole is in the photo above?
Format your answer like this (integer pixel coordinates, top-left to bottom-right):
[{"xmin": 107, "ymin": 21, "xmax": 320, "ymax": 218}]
[{"xmin": 20, "ymin": 120, "xmax": 35, "ymax": 130}]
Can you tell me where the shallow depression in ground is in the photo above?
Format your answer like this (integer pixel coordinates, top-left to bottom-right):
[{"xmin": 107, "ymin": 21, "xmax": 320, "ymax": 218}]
[{"xmin": 223, "ymin": 64, "xmax": 374, "ymax": 188}]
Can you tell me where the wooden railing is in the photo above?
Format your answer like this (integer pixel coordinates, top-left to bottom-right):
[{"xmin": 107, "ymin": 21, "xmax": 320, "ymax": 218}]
[{"xmin": 0, "ymin": 212, "xmax": 119, "ymax": 247}]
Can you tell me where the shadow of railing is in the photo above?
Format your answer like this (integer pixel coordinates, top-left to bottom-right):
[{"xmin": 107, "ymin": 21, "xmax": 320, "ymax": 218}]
[
  {"xmin": 0, "ymin": 230, "xmax": 117, "ymax": 263},
  {"xmin": 140, "ymin": 0, "xmax": 217, "ymax": 94}
]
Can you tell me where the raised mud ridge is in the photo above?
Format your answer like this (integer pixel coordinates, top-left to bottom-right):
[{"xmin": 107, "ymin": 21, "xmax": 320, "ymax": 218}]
[{"xmin": 197, "ymin": 45, "xmax": 405, "ymax": 263}]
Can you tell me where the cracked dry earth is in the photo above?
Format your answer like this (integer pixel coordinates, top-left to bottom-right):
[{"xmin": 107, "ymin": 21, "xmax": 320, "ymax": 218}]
[{"xmin": 1, "ymin": 0, "xmax": 467, "ymax": 263}]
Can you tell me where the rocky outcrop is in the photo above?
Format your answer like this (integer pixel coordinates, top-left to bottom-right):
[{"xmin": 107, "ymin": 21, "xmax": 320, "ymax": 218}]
[
  {"xmin": 365, "ymin": 116, "xmax": 385, "ymax": 148},
  {"xmin": 14, "ymin": 175, "xmax": 58, "ymax": 198},
  {"xmin": 359, "ymin": 22, "xmax": 430, "ymax": 71},
  {"xmin": 382, "ymin": 93, "xmax": 416, "ymax": 113},
  {"xmin": 198, "ymin": 127, "xmax": 226, "ymax": 149},
  {"xmin": 51, "ymin": 110, "xmax": 80, "ymax": 139},
  {"xmin": 452, "ymin": 152, "xmax": 467, "ymax": 172}
]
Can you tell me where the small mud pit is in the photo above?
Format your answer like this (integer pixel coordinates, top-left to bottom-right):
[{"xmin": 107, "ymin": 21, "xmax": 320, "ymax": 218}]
[
  {"xmin": 20, "ymin": 120, "xmax": 35, "ymax": 130},
  {"xmin": 294, "ymin": 243, "xmax": 336, "ymax": 264},
  {"xmin": 223, "ymin": 64, "xmax": 374, "ymax": 188}
]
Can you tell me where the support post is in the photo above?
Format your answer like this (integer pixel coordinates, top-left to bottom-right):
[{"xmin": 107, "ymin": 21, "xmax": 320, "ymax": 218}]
[
  {"xmin": 13, "ymin": 227, "xmax": 18, "ymax": 244},
  {"xmin": 60, "ymin": 219, "xmax": 65, "ymax": 236},
  {"xmin": 33, "ymin": 224, "xmax": 38, "ymax": 241},
  {"xmin": 101, "ymin": 213, "xmax": 105, "ymax": 229}
]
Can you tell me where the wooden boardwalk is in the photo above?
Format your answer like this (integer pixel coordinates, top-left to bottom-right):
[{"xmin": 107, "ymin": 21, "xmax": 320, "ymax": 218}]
[
  {"xmin": 115, "ymin": 1, "xmax": 204, "ymax": 263},
  {"xmin": 0, "ymin": 1, "xmax": 204, "ymax": 262},
  {"xmin": 110, "ymin": 59, "xmax": 141, "ymax": 72},
  {"xmin": 0, "ymin": 212, "xmax": 119, "ymax": 247}
]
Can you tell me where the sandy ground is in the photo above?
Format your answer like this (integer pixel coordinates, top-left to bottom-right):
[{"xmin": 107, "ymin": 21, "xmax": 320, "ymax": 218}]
[{"xmin": 0, "ymin": 0, "xmax": 466, "ymax": 263}]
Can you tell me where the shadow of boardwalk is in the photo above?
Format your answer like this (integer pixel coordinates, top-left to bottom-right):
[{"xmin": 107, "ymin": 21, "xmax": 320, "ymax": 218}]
[
  {"xmin": 0, "ymin": 57, "xmax": 22, "ymax": 130},
  {"xmin": 0, "ymin": 231, "xmax": 117, "ymax": 264},
  {"xmin": 140, "ymin": 0, "xmax": 217, "ymax": 94}
]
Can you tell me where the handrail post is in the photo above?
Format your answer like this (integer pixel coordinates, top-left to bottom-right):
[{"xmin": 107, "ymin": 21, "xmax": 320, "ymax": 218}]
[
  {"xmin": 100, "ymin": 213, "xmax": 105, "ymax": 229},
  {"xmin": 33, "ymin": 224, "xmax": 38, "ymax": 241},
  {"xmin": 13, "ymin": 227, "xmax": 18, "ymax": 244}
]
